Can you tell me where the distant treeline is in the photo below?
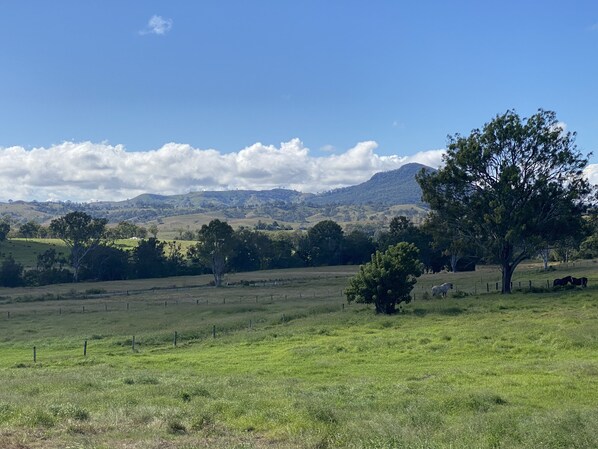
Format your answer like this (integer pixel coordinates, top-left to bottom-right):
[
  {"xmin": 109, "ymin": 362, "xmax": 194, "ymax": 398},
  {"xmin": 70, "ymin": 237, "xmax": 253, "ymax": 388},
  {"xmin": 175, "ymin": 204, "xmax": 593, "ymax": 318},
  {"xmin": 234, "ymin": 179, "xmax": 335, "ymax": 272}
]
[{"xmin": 1, "ymin": 212, "xmax": 597, "ymax": 288}]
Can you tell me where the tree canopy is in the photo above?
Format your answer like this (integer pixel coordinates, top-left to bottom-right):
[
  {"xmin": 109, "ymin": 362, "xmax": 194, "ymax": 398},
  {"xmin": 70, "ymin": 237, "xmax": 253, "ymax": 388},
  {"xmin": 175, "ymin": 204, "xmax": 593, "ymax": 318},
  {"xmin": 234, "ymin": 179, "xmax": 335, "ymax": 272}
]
[
  {"xmin": 417, "ymin": 109, "xmax": 593, "ymax": 293},
  {"xmin": 345, "ymin": 242, "xmax": 422, "ymax": 314},
  {"xmin": 49, "ymin": 211, "xmax": 108, "ymax": 282},
  {"xmin": 188, "ymin": 219, "xmax": 235, "ymax": 287}
]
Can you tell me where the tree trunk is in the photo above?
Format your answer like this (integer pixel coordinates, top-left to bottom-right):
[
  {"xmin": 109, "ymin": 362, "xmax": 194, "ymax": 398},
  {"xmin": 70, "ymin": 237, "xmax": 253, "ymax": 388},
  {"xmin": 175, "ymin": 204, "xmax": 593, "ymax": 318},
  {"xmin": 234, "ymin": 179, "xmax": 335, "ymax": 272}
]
[
  {"xmin": 450, "ymin": 254, "xmax": 460, "ymax": 272},
  {"xmin": 539, "ymin": 248, "xmax": 550, "ymax": 271},
  {"xmin": 501, "ymin": 263, "xmax": 514, "ymax": 294}
]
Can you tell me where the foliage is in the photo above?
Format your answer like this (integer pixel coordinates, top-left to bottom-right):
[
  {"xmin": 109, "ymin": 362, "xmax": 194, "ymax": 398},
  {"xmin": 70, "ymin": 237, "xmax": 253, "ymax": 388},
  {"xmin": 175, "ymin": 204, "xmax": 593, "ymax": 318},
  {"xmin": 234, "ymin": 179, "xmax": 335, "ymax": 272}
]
[
  {"xmin": 132, "ymin": 238, "xmax": 167, "ymax": 279},
  {"xmin": 80, "ymin": 244, "xmax": 129, "ymax": 281},
  {"xmin": 17, "ymin": 221, "xmax": 41, "ymax": 239},
  {"xmin": 0, "ymin": 221, "xmax": 10, "ymax": 241},
  {"xmin": 188, "ymin": 219, "xmax": 235, "ymax": 287},
  {"xmin": 346, "ymin": 242, "xmax": 422, "ymax": 314},
  {"xmin": 418, "ymin": 109, "xmax": 593, "ymax": 293},
  {"xmin": 49, "ymin": 211, "xmax": 108, "ymax": 282},
  {"xmin": 306, "ymin": 220, "xmax": 344, "ymax": 266},
  {"xmin": 0, "ymin": 255, "xmax": 24, "ymax": 287},
  {"xmin": 108, "ymin": 221, "xmax": 148, "ymax": 239},
  {"xmin": 341, "ymin": 229, "xmax": 376, "ymax": 265},
  {"xmin": 379, "ymin": 215, "xmax": 448, "ymax": 273}
]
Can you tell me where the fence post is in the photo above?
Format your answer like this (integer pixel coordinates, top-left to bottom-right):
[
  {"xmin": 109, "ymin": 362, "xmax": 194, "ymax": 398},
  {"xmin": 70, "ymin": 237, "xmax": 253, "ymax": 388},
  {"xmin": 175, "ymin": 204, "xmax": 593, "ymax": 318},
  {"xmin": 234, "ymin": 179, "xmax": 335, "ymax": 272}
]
[
  {"xmin": 33, "ymin": 346, "xmax": 36, "ymax": 363},
  {"xmin": 84, "ymin": 340, "xmax": 87, "ymax": 356},
  {"xmin": 342, "ymin": 303, "xmax": 345, "ymax": 311},
  {"xmin": 173, "ymin": 331, "xmax": 177, "ymax": 347},
  {"xmin": 6, "ymin": 311, "xmax": 9, "ymax": 319},
  {"xmin": 212, "ymin": 325, "xmax": 216, "ymax": 338},
  {"xmin": 529, "ymin": 280, "xmax": 532, "ymax": 290},
  {"xmin": 546, "ymin": 280, "xmax": 550, "ymax": 288},
  {"xmin": 495, "ymin": 282, "xmax": 499, "ymax": 291},
  {"xmin": 132, "ymin": 336, "xmax": 136, "ymax": 352},
  {"xmin": 249, "ymin": 319, "xmax": 252, "ymax": 330},
  {"xmin": 82, "ymin": 306, "xmax": 85, "ymax": 313},
  {"xmin": 486, "ymin": 283, "xmax": 489, "ymax": 293}
]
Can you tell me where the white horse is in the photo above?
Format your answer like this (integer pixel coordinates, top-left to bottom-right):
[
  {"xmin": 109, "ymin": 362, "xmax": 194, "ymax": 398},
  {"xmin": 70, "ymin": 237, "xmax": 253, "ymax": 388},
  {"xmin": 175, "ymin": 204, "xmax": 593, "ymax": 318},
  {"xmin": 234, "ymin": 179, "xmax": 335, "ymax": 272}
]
[{"xmin": 431, "ymin": 282, "xmax": 453, "ymax": 298}]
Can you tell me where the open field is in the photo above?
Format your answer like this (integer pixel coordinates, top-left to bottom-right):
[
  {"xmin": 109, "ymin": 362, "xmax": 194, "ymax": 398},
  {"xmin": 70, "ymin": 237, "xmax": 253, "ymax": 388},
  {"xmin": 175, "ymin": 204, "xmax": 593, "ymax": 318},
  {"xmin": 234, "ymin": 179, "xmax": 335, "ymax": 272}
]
[{"xmin": 0, "ymin": 263, "xmax": 597, "ymax": 448}]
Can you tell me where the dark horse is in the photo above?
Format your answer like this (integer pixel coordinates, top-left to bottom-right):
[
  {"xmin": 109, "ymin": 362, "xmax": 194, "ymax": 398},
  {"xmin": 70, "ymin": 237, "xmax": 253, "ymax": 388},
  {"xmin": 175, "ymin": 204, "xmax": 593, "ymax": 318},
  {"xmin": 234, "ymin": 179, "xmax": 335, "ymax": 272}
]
[
  {"xmin": 570, "ymin": 276, "xmax": 588, "ymax": 288},
  {"xmin": 553, "ymin": 276, "xmax": 572, "ymax": 287}
]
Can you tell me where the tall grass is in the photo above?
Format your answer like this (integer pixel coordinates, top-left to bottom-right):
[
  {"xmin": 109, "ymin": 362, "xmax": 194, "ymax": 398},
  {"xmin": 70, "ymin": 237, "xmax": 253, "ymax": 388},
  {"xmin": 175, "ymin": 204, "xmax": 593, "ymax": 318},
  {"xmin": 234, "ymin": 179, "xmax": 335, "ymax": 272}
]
[{"xmin": 0, "ymin": 263, "xmax": 597, "ymax": 448}]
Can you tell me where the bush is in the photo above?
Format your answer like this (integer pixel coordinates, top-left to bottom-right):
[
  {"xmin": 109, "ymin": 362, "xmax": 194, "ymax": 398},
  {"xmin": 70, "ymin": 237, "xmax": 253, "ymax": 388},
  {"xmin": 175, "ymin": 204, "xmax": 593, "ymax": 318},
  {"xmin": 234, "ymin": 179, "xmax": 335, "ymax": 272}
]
[{"xmin": 0, "ymin": 256, "xmax": 24, "ymax": 287}]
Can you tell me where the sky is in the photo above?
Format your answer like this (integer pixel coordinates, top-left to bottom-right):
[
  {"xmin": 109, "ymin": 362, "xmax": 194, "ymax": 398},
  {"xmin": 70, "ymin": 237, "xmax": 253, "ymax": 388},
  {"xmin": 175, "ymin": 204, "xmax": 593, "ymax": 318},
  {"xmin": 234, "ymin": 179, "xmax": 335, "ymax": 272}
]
[{"xmin": 0, "ymin": 1, "xmax": 597, "ymax": 202}]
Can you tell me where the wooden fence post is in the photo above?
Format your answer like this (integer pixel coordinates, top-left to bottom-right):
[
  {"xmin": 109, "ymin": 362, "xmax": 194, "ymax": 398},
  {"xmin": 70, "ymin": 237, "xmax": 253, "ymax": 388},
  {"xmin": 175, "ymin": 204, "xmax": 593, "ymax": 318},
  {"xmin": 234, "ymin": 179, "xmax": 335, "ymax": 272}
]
[
  {"xmin": 33, "ymin": 346, "xmax": 36, "ymax": 363},
  {"xmin": 212, "ymin": 325, "xmax": 216, "ymax": 338},
  {"xmin": 173, "ymin": 331, "xmax": 177, "ymax": 347},
  {"xmin": 84, "ymin": 340, "xmax": 87, "ymax": 356},
  {"xmin": 132, "ymin": 336, "xmax": 136, "ymax": 352}
]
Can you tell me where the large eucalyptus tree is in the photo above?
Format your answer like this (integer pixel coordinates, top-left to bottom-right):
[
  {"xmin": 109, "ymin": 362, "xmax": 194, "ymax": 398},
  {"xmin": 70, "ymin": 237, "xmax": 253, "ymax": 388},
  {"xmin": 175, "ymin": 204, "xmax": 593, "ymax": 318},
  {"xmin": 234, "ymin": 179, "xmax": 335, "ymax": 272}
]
[{"xmin": 417, "ymin": 110, "xmax": 592, "ymax": 293}]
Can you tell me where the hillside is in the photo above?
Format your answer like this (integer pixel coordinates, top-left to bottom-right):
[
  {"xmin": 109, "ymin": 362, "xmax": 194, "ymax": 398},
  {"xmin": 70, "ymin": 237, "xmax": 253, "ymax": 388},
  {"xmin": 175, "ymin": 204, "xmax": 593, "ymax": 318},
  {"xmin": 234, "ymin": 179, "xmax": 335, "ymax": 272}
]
[
  {"xmin": 308, "ymin": 162, "xmax": 432, "ymax": 206},
  {"xmin": 0, "ymin": 163, "xmax": 433, "ymax": 227}
]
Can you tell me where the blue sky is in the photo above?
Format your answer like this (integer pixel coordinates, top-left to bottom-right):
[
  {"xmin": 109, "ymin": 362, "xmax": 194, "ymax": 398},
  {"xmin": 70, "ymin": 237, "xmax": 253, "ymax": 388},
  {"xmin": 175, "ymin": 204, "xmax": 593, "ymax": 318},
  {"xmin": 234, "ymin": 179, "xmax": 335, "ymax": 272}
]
[{"xmin": 0, "ymin": 1, "xmax": 597, "ymax": 201}]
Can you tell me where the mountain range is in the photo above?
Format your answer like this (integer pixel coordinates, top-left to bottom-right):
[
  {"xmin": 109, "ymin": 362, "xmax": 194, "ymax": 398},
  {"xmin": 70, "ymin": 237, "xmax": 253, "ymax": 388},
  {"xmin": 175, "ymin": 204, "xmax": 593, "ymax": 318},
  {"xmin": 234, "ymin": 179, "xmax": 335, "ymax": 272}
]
[{"xmin": 0, "ymin": 163, "xmax": 433, "ymax": 229}]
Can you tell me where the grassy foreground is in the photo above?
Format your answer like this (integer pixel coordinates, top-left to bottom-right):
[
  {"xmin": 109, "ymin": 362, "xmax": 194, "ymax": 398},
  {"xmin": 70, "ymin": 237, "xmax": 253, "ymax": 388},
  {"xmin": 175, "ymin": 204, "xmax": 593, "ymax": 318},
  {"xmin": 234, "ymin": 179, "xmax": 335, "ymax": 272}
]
[{"xmin": 0, "ymin": 265, "xmax": 597, "ymax": 448}]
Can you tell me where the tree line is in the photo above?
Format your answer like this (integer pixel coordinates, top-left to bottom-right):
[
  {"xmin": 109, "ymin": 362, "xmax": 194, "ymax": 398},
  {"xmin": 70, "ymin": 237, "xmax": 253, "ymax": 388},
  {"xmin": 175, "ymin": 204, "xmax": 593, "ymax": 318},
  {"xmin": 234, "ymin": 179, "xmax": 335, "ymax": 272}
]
[{"xmin": 0, "ymin": 213, "xmax": 444, "ymax": 287}]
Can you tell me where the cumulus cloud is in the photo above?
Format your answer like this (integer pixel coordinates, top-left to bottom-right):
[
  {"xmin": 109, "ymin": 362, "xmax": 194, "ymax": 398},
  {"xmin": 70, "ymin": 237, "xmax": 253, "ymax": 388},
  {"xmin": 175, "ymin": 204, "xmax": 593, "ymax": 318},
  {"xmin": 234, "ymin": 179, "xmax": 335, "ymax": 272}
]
[
  {"xmin": 0, "ymin": 140, "xmax": 445, "ymax": 202},
  {"xmin": 584, "ymin": 164, "xmax": 598, "ymax": 187},
  {"xmin": 140, "ymin": 15, "xmax": 173, "ymax": 35}
]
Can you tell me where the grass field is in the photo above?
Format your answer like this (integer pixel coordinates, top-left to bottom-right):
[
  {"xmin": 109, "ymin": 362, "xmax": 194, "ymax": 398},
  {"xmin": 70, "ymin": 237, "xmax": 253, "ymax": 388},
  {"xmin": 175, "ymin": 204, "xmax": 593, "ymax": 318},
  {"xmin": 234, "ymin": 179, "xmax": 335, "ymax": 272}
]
[{"xmin": 0, "ymin": 263, "xmax": 597, "ymax": 448}]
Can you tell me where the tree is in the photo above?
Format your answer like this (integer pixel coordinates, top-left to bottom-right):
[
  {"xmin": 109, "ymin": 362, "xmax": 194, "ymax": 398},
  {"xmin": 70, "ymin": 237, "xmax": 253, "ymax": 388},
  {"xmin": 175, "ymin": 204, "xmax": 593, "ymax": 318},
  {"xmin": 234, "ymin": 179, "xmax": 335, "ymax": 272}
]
[
  {"xmin": 379, "ymin": 216, "xmax": 447, "ymax": 273},
  {"xmin": 345, "ymin": 242, "xmax": 422, "ymax": 314},
  {"xmin": 188, "ymin": 219, "xmax": 235, "ymax": 287},
  {"xmin": 148, "ymin": 224, "xmax": 159, "ymax": 238},
  {"xmin": 0, "ymin": 222, "xmax": 10, "ymax": 241},
  {"xmin": 81, "ymin": 244, "xmax": 129, "ymax": 281},
  {"xmin": 109, "ymin": 221, "xmax": 148, "ymax": 239},
  {"xmin": 0, "ymin": 255, "xmax": 24, "ymax": 287},
  {"xmin": 417, "ymin": 110, "xmax": 592, "ymax": 293},
  {"xmin": 18, "ymin": 221, "xmax": 41, "ymax": 239},
  {"xmin": 132, "ymin": 238, "xmax": 167, "ymax": 279},
  {"xmin": 341, "ymin": 229, "xmax": 376, "ymax": 265},
  {"xmin": 49, "ymin": 212, "xmax": 108, "ymax": 282},
  {"xmin": 307, "ymin": 220, "xmax": 344, "ymax": 266}
]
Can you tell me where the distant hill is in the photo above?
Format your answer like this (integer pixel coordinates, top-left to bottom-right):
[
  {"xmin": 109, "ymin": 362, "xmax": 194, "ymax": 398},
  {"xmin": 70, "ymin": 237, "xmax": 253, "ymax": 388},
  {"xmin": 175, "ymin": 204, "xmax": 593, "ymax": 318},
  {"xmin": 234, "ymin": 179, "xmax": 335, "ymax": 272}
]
[
  {"xmin": 308, "ymin": 163, "xmax": 433, "ymax": 206},
  {"xmin": 122, "ymin": 188, "xmax": 312, "ymax": 208},
  {"xmin": 0, "ymin": 163, "xmax": 434, "ymax": 227}
]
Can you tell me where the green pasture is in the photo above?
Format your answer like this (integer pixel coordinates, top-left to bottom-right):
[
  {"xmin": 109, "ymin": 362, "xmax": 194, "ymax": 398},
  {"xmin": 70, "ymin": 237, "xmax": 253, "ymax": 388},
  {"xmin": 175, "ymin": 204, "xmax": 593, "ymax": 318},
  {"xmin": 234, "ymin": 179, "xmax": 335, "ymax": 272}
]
[{"xmin": 0, "ymin": 264, "xmax": 597, "ymax": 448}]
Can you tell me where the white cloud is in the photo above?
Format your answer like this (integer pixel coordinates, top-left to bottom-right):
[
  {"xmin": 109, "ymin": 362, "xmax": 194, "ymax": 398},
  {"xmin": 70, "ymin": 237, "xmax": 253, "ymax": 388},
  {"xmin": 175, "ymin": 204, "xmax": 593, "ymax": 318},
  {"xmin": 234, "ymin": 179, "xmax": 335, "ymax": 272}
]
[
  {"xmin": 584, "ymin": 164, "xmax": 598, "ymax": 186},
  {"xmin": 140, "ymin": 15, "xmax": 173, "ymax": 35},
  {"xmin": 0, "ymin": 140, "xmax": 446, "ymax": 202}
]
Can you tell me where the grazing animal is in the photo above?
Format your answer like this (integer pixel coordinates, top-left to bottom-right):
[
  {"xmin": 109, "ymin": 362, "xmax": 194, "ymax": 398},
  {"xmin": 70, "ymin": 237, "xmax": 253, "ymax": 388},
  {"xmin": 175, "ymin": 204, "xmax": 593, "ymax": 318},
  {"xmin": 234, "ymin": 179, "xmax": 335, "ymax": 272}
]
[
  {"xmin": 432, "ymin": 282, "xmax": 453, "ymax": 298},
  {"xmin": 570, "ymin": 276, "xmax": 588, "ymax": 287},
  {"xmin": 553, "ymin": 276, "xmax": 572, "ymax": 287}
]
